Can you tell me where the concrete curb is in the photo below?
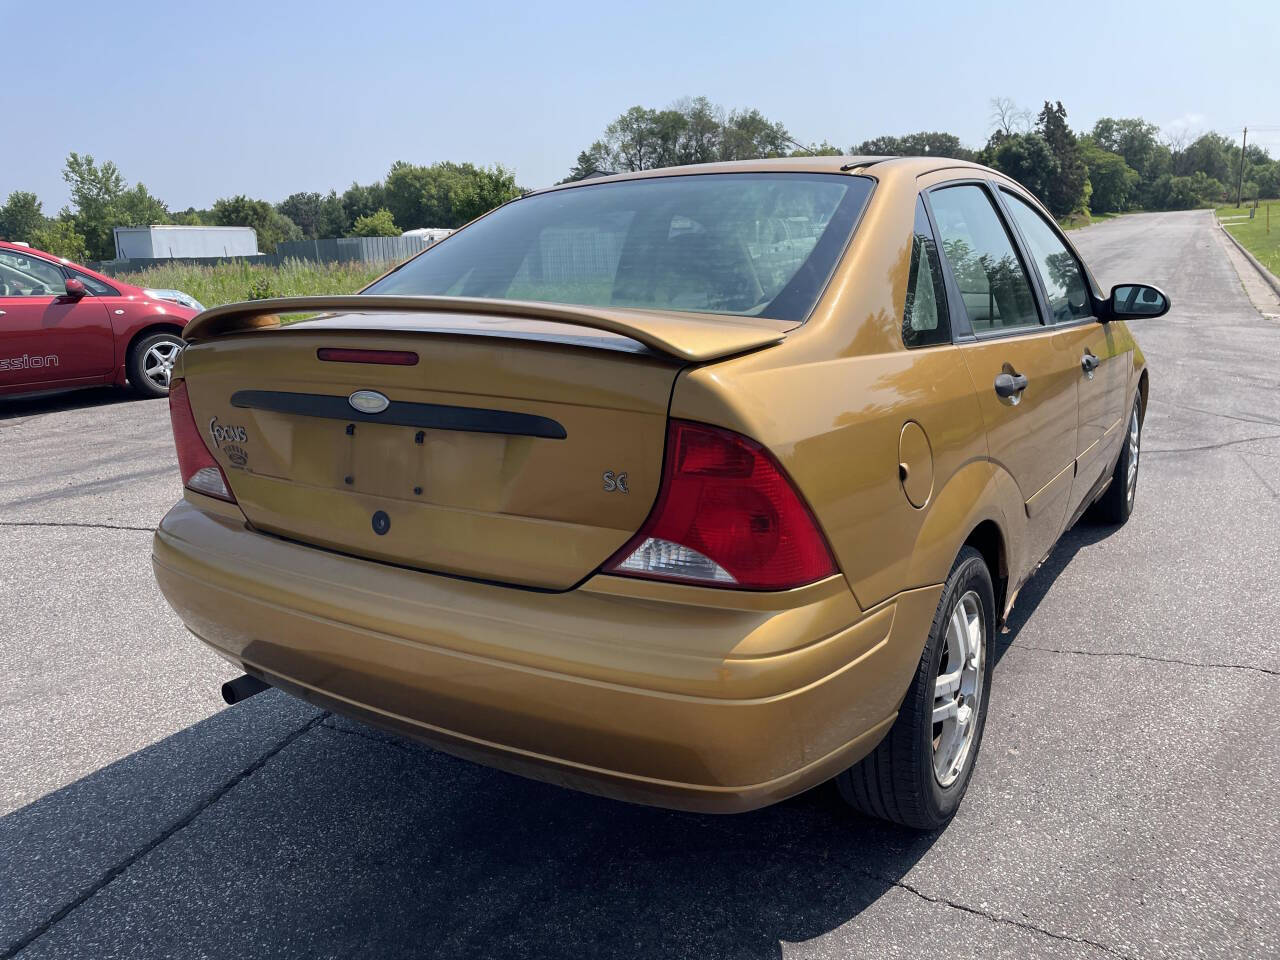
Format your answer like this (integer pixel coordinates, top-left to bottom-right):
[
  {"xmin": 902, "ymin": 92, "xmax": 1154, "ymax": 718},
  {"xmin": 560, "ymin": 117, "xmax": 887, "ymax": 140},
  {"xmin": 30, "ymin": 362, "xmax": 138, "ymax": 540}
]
[{"xmin": 1219, "ymin": 223, "xmax": 1280, "ymax": 300}]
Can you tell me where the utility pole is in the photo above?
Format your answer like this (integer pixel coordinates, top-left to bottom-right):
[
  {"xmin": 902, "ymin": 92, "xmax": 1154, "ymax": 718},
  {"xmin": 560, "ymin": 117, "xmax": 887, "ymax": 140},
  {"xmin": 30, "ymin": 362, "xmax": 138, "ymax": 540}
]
[{"xmin": 1237, "ymin": 126, "xmax": 1248, "ymax": 207}]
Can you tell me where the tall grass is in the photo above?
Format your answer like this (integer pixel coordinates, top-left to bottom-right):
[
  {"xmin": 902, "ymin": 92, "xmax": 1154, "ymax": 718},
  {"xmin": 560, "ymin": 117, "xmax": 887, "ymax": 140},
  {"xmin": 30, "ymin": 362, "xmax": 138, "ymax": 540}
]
[
  {"xmin": 1217, "ymin": 204, "xmax": 1280, "ymax": 277},
  {"xmin": 114, "ymin": 258, "xmax": 389, "ymax": 308}
]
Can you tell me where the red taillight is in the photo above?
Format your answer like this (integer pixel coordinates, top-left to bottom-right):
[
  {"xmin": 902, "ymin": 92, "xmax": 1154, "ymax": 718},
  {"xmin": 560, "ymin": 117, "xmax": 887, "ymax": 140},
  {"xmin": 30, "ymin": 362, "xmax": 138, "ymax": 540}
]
[
  {"xmin": 603, "ymin": 420, "xmax": 837, "ymax": 590},
  {"xmin": 168, "ymin": 380, "xmax": 235, "ymax": 502}
]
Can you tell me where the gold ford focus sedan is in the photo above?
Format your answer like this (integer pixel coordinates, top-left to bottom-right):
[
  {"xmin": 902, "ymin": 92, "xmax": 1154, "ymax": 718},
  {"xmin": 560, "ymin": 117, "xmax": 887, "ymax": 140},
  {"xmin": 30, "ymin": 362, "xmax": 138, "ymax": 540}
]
[{"xmin": 153, "ymin": 157, "xmax": 1168, "ymax": 829}]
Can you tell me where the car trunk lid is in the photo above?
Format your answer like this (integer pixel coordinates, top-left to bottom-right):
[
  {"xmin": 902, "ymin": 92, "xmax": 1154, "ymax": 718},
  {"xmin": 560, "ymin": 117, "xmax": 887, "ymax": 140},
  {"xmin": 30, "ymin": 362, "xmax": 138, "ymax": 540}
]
[{"xmin": 178, "ymin": 297, "xmax": 790, "ymax": 589}]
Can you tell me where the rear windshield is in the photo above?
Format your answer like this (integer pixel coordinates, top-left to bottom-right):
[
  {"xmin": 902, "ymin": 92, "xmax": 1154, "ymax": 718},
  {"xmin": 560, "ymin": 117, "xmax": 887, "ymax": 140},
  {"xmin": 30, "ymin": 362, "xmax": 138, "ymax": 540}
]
[{"xmin": 365, "ymin": 173, "xmax": 873, "ymax": 323}]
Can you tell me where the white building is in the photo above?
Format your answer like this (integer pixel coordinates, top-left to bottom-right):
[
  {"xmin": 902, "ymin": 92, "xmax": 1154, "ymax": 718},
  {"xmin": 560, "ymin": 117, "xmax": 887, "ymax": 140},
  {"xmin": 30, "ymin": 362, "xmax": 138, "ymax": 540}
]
[
  {"xmin": 113, "ymin": 225, "xmax": 259, "ymax": 260},
  {"xmin": 401, "ymin": 227, "xmax": 453, "ymax": 245}
]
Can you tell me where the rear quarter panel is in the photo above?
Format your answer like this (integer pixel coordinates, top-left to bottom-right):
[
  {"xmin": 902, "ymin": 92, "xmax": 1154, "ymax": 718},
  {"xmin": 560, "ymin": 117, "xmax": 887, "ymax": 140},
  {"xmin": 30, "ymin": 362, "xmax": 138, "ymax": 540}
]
[{"xmin": 671, "ymin": 165, "xmax": 1023, "ymax": 613}]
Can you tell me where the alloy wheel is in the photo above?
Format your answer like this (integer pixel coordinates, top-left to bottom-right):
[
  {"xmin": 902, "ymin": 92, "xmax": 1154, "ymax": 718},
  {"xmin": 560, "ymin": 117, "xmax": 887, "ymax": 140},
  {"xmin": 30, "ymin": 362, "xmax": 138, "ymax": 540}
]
[
  {"xmin": 1126, "ymin": 398, "xmax": 1141, "ymax": 508},
  {"xmin": 143, "ymin": 339, "xmax": 183, "ymax": 390},
  {"xmin": 932, "ymin": 589, "xmax": 985, "ymax": 788}
]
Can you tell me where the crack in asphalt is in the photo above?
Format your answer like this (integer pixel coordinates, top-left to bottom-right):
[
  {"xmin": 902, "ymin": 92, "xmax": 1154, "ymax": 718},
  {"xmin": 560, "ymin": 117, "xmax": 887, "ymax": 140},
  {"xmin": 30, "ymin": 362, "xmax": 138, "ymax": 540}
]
[
  {"xmin": 0, "ymin": 711, "xmax": 329, "ymax": 960},
  {"xmin": 878, "ymin": 875, "xmax": 1139, "ymax": 960},
  {"xmin": 0, "ymin": 520, "xmax": 154, "ymax": 533},
  {"xmin": 320, "ymin": 717, "xmax": 429, "ymax": 755},
  {"xmin": 1009, "ymin": 644, "xmax": 1278, "ymax": 677},
  {"xmin": 1162, "ymin": 401, "xmax": 1280, "ymax": 428},
  {"xmin": 1145, "ymin": 433, "xmax": 1280, "ymax": 455}
]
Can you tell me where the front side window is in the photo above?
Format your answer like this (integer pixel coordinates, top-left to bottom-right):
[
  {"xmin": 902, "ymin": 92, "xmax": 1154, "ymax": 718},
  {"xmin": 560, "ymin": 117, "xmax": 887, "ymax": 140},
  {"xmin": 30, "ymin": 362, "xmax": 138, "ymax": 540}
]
[
  {"xmin": 366, "ymin": 174, "xmax": 875, "ymax": 323},
  {"xmin": 928, "ymin": 185, "xmax": 1039, "ymax": 335},
  {"xmin": 70, "ymin": 269, "xmax": 117, "ymax": 296},
  {"xmin": 0, "ymin": 252, "xmax": 67, "ymax": 298},
  {"xmin": 1001, "ymin": 191, "xmax": 1091, "ymax": 322},
  {"xmin": 902, "ymin": 196, "xmax": 950, "ymax": 348}
]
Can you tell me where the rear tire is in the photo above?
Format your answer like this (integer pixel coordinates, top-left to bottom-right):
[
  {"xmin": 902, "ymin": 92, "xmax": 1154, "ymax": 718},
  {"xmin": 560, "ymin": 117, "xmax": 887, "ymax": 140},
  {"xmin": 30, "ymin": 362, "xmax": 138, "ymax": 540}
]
[
  {"xmin": 1089, "ymin": 392, "xmax": 1143, "ymax": 525},
  {"xmin": 127, "ymin": 331, "xmax": 184, "ymax": 398},
  {"xmin": 836, "ymin": 546, "xmax": 995, "ymax": 830}
]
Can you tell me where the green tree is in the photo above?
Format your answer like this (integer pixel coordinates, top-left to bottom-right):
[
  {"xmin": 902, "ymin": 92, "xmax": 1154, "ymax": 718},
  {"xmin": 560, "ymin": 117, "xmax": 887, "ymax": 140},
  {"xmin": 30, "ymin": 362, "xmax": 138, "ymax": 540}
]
[
  {"xmin": 0, "ymin": 191, "xmax": 46, "ymax": 243},
  {"xmin": 383, "ymin": 161, "xmax": 436, "ymax": 229},
  {"xmin": 171, "ymin": 207, "xmax": 211, "ymax": 226},
  {"xmin": 1255, "ymin": 162, "xmax": 1280, "ymax": 199},
  {"xmin": 211, "ymin": 195, "xmax": 302, "ymax": 252},
  {"xmin": 567, "ymin": 98, "xmax": 794, "ymax": 178},
  {"xmin": 29, "ymin": 217, "xmax": 88, "ymax": 262},
  {"xmin": 59, "ymin": 153, "xmax": 172, "ymax": 258},
  {"xmin": 342, "ymin": 181, "xmax": 389, "ymax": 225},
  {"xmin": 678, "ymin": 96, "xmax": 724, "ymax": 164},
  {"xmin": 602, "ymin": 106, "xmax": 664, "ymax": 171},
  {"xmin": 116, "ymin": 183, "xmax": 170, "ymax": 228},
  {"xmin": 1148, "ymin": 172, "xmax": 1224, "ymax": 210},
  {"xmin": 277, "ymin": 192, "xmax": 324, "ymax": 239},
  {"xmin": 316, "ymin": 190, "xmax": 349, "ymax": 237},
  {"xmin": 719, "ymin": 107, "xmax": 790, "ymax": 161},
  {"xmin": 1036, "ymin": 102, "xmax": 1088, "ymax": 217},
  {"xmin": 349, "ymin": 208, "xmax": 398, "ymax": 237},
  {"xmin": 445, "ymin": 163, "xmax": 520, "ymax": 226},
  {"xmin": 1173, "ymin": 132, "xmax": 1233, "ymax": 182},
  {"xmin": 383, "ymin": 161, "xmax": 519, "ymax": 230},
  {"xmin": 61, "ymin": 153, "xmax": 126, "ymax": 259},
  {"xmin": 795, "ymin": 141, "xmax": 844, "ymax": 157},
  {"xmin": 1090, "ymin": 119, "xmax": 1163, "ymax": 177},
  {"xmin": 1080, "ymin": 138, "xmax": 1140, "ymax": 213},
  {"xmin": 852, "ymin": 131, "xmax": 976, "ymax": 161},
  {"xmin": 988, "ymin": 133, "xmax": 1059, "ymax": 207},
  {"xmin": 278, "ymin": 189, "xmax": 353, "ymax": 238},
  {"xmin": 562, "ymin": 145, "xmax": 612, "ymax": 183}
]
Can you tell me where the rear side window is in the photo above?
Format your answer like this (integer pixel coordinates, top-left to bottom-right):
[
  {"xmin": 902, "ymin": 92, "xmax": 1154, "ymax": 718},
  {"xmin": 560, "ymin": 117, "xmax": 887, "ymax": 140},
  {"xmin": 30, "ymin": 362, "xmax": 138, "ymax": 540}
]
[
  {"xmin": 928, "ymin": 185, "xmax": 1040, "ymax": 335},
  {"xmin": 902, "ymin": 197, "xmax": 949, "ymax": 348},
  {"xmin": 1001, "ymin": 191, "xmax": 1091, "ymax": 323}
]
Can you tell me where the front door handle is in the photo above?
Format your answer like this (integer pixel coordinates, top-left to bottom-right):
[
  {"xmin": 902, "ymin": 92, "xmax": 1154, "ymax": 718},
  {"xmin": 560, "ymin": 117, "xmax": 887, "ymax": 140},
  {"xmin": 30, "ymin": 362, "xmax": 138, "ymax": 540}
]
[
  {"xmin": 994, "ymin": 372, "xmax": 1029, "ymax": 398},
  {"xmin": 1081, "ymin": 352, "xmax": 1100, "ymax": 374}
]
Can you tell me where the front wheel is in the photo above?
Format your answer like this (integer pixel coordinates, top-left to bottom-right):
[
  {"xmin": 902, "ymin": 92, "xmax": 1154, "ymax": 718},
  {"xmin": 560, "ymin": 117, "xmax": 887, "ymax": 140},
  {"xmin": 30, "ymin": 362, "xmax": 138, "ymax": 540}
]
[
  {"xmin": 127, "ymin": 332, "xmax": 184, "ymax": 398},
  {"xmin": 1089, "ymin": 392, "xmax": 1143, "ymax": 525},
  {"xmin": 836, "ymin": 546, "xmax": 995, "ymax": 830}
]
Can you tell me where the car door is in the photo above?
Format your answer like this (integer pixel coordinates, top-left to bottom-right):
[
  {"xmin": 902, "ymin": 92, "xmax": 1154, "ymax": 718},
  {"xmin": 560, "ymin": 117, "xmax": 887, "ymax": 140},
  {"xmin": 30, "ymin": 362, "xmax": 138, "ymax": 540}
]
[
  {"xmin": 925, "ymin": 182, "xmax": 1081, "ymax": 579},
  {"xmin": 996, "ymin": 188, "xmax": 1130, "ymax": 510},
  {"xmin": 0, "ymin": 250, "xmax": 114, "ymax": 391}
]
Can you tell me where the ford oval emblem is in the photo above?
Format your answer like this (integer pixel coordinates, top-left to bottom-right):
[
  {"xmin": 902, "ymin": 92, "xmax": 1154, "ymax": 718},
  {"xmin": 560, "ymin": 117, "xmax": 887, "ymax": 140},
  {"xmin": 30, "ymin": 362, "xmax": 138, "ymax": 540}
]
[{"xmin": 348, "ymin": 390, "xmax": 390, "ymax": 414}]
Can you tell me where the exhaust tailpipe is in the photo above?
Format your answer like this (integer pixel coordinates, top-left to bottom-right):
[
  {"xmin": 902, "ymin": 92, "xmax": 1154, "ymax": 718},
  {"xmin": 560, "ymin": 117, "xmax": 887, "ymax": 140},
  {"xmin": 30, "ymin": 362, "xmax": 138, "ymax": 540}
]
[{"xmin": 222, "ymin": 674, "xmax": 271, "ymax": 705}]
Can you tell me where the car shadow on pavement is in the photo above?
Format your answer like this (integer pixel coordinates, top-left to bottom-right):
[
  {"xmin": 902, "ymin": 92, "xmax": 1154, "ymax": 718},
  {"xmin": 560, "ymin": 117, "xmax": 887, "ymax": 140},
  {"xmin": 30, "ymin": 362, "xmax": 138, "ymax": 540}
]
[
  {"xmin": 0, "ymin": 387, "xmax": 143, "ymax": 421},
  {"xmin": 3, "ymin": 523, "xmax": 1115, "ymax": 960},
  {"xmin": 3, "ymin": 705, "xmax": 942, "ymax": 958}
]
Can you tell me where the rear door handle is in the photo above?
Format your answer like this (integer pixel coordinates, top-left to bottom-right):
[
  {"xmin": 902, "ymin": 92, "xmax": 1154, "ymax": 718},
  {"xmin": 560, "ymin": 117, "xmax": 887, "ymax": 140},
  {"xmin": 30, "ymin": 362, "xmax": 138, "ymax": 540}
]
[
  {"xmin": 1081, "ymin": 352, "xmax": 1100, "ymax": 374},
  {"xmin": 994, "ymin": 372, "xmax": 1029, "ymax": 398}
]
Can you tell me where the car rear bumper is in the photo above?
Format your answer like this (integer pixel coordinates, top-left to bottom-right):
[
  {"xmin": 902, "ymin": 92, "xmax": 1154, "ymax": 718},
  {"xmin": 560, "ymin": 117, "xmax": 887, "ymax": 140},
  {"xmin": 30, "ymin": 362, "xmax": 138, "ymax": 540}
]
[{"xmin": 152, "ymin": 497, "xmax": 941, "ymax": 813}]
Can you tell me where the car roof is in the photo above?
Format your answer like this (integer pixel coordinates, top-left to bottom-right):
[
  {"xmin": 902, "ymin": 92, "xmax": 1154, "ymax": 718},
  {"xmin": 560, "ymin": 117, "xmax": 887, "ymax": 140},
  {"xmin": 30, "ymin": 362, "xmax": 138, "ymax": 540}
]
[{"xmin": 533, "ymin": 155, "xmax": 1002, "ymax": 195}]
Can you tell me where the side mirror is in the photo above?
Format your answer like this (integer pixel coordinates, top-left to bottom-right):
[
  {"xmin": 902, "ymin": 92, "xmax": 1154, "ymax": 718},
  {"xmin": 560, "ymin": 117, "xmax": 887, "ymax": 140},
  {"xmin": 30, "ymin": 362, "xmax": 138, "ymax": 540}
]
[
  {"xmin": 63, "ymin": 278, "xmax": 87, "ymax": 300},
  {"xmin": 1106, "ymin": 283, "xmax": 1169, "ymax": 321}
]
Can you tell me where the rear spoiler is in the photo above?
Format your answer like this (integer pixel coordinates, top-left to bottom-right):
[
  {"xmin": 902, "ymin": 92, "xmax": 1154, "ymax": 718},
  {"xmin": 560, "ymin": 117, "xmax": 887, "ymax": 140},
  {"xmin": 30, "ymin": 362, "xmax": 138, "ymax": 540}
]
[{"xmin": 182, "ymin": 295, "xmax": 791, "ymax": 364}]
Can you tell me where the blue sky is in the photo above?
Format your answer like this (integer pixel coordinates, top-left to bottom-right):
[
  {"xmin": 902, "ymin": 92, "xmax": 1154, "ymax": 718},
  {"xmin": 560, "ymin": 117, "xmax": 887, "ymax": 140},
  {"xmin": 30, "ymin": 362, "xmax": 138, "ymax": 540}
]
[{"xmin": 6, "ymin": 0, "xmax": 1277, "ymax": 210}]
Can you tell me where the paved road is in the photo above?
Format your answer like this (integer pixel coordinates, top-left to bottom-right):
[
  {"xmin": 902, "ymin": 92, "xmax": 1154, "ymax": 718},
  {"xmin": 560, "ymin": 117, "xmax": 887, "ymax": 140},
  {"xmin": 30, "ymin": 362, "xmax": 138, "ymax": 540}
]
[{"xmin": 2, "ymin": 210, "xmax": 1276, "ymax": 959}]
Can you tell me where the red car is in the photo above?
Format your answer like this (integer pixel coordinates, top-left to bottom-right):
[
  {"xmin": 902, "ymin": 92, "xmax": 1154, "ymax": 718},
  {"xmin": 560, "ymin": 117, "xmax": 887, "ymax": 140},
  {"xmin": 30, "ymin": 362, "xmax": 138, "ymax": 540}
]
[{"xmin": 0, "ymin": 241, "xmax": 201, "ymax": 400}]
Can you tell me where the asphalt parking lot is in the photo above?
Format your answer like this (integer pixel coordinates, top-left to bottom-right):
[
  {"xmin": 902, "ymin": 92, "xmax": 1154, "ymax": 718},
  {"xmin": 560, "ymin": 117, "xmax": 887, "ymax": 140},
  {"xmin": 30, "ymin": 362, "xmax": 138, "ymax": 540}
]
[{"xmin": 2, "ymin": 210, "xmax": 1277, "ymax": 959}]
